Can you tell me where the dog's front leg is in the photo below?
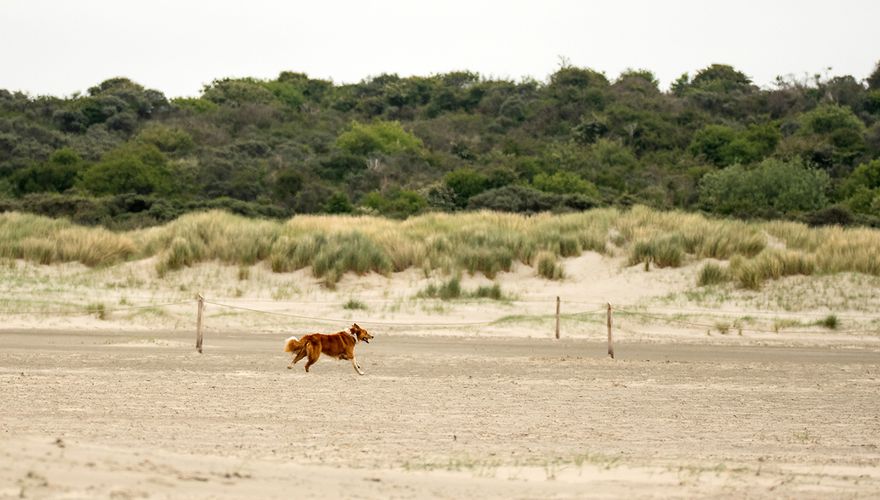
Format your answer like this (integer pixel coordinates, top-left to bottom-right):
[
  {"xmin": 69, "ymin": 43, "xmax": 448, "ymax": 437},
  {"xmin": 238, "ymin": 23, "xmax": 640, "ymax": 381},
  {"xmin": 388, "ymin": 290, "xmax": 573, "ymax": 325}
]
[{"xmin": 351, "ymin": 357, "xmax": 365, "ymax": 376}]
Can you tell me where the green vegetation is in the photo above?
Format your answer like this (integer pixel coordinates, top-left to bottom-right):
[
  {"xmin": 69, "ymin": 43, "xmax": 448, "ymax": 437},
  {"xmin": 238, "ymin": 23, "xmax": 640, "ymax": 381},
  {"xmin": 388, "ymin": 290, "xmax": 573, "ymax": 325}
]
[
  {"xmin": 2, "ymin": 206, "xmax": 879, "ymax": 290},
  {"xmin": 417, "ymin": 276, "xmax": 507, "ymax": 301},
  {"xmin": 343, "ymin": 298, "xmax": 368, "ymax": 310},
  {"xmin": 87, "ymin": 302, "xmax": 107, "ymax": 320},
  {"xmin": 816, "ymin": 314, "xmax": 839, "ymax": 330},
  {"xmin": 1, "ymin": 62, "xmax": 879, "ymax": 226},
  {"xmin": 534, "ymin": 251, "xmax": 565, "ymax": 280},
  {"xmin": 418, "ymin": 276, "xmax": 463, "ymax": 300},
  {"xmin": 697, "ymin": 262, "xmax": 729, "ymax": 286}
]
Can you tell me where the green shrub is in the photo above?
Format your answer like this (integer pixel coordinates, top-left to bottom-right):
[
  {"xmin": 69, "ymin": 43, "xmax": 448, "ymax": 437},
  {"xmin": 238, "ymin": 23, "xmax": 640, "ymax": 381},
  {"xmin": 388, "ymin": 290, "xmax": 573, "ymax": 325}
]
[
  {"xmin": 697, "ymin": 262, "xmax": 729, "ymax": 286},
  {"xmin": 816, "ymin": 314, "xmax": 838, "ymax": 330},
  {"xmin": 699, "ymin": 158, "xmax": 831, "ymax": 217},
  {"xmin": 336, "ymin": 120, "xmax": 423, "ymax": 156}
]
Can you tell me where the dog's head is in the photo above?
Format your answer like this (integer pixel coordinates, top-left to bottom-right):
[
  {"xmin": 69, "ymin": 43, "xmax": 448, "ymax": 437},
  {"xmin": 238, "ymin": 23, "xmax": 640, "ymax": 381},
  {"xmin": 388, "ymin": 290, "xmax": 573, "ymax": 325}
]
[{"xmin": 350, "ymin": 323, "xmax": 373, "ymax": 343}]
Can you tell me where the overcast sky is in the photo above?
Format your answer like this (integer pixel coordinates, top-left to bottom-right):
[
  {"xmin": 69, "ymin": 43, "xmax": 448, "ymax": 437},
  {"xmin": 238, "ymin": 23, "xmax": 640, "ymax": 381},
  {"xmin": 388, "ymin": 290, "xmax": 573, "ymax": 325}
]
[{"xmin": 1, "ymin": 0, "xmax": 877, "ymax": 97}]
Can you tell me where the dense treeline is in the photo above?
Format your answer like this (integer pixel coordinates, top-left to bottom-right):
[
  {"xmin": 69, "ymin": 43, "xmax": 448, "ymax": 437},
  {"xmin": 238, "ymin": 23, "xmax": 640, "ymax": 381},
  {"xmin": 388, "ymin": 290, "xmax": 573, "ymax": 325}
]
[{"xmin": 1, "ymin": 62, "xmax": 879, "ymax": 227}]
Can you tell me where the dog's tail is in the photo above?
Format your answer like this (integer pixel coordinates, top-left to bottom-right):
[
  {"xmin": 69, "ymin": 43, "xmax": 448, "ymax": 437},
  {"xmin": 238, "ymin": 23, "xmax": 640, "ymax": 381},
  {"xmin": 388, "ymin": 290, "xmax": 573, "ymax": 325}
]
[{"xmin": 283, "ymin": 336, "xmax": 302, "ymax": 353}]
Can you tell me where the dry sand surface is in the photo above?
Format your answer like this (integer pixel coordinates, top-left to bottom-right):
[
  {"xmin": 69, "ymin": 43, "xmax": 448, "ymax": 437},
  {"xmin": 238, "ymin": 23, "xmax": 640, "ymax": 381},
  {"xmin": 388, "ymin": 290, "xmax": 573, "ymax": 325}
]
[
  {"xmin": 1, "ymin": 330, "xmax": 879, "ymax": 499},
  {"xmin": 1, "ymin": 253, "xmax": 880, "ymax": 498}
]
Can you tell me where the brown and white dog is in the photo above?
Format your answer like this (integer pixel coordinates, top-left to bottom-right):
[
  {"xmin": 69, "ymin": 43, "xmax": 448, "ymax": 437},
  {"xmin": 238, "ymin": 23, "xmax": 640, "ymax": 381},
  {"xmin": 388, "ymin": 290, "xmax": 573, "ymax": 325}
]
[{"xmin": 284, "ymin": 323, "xmax": 373, "ymax": 375}]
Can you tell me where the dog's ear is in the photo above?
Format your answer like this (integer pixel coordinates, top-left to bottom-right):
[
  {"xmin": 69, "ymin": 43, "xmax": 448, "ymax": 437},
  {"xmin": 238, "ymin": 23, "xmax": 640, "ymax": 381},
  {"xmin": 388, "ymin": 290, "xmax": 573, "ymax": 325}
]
[{"xmin": 352, "ymin": 323, "xmax": 360, "ymax": 330}]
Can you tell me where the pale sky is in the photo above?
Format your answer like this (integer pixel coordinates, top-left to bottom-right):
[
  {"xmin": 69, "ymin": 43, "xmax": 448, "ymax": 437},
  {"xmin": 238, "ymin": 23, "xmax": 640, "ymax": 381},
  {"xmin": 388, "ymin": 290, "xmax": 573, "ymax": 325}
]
[{"xmin": 1, "ymin": 0, "xmax": 878, "ymax": 98}]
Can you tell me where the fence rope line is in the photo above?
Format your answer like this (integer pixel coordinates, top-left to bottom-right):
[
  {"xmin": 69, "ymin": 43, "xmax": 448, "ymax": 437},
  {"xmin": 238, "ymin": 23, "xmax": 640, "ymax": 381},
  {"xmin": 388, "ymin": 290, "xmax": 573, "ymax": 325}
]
[
  {"xmin": 186, "ymin": 295, "xmax": 880, "ymax": 319},
  {"xmin": 0, "ymin": 299, "xmax": 194, "ymax": 317},
  {"xmin": 614, "ymin": 307, "xmax": 878, "ymax": 335},
  {"xmin": 192, "ymin": 296, "xmax": 602, "ymax": 306},
  {"xmin": 204, "ymin": 300, "xmax": 498, "ymax": 328},
  {"xmin": 613, "ymin": 305, "xmax": 880, "ymax": 321},
  {"xmin": 204, "ymin": 299, "xmax": 611, "ymax": 329},
  {"xmin": 1, "ymin": 294, "xmax": 877, "ymax": 335}
]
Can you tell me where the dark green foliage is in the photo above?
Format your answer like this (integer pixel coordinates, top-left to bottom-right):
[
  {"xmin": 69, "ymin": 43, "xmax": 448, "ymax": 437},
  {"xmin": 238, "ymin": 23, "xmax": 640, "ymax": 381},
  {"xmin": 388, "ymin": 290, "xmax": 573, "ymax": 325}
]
[
  {"xmin": 805, "ymin": 206, "xmax": 853, "ymax": 227},
  {"xmin": 467, "ymin": 185, "xmax": 596, "ymax": 213},
  {"xmin": 360, "ymin": 189, "xmax": 426, "ymax": 218},
  {"xmin": 10, "ymin": 148, "xmax": 83, "ymax": 195},
  {"xmin": 699, "ymin": 158, "xmax": 831, "ymax": 217},
  {"xmin": 0, "ymin": 62, "xmax": 877, "ymax": 228},
  {"xmin": 791, "ymin": 104, "xmax": 866, "ymax": 174},
  {"xmin": 323, "ymin": 192, "xmax": 354, "ymax": 214},
  {"xmin": 867, "ymin": 61, "xmax": 880, "ymax": 91},
  {"xmin": 689, "ymin": 123, "xmax": 780, "ymax": 166},
  {"xmin": 444, "ymin": 168, "xmax": 489, "ymax": 208},
  {"xmin": 531, "ymin": 171, "xmax": 599, "ymax": 196},
  {"xmin": 78, "ymin": 144, "xmax": 173, "ymax": 195}
]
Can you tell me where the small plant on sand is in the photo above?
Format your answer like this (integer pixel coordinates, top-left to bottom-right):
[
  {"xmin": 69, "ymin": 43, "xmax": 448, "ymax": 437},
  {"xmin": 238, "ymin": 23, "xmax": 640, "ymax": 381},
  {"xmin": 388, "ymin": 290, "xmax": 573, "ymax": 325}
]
[
  {"xmin": 237, "ymin": 266, "xmax": 250, "ymax": 281},
  {"xmin": 816, "ymin": 314, "xmax": 839, "ymax": 330},
  {"xmin": 473, "ymin": 283, "xmax": 504, "ymax": 300},
  {"xmin": 418, "ymin": 275, "xmax": 462, "ymax": 300},
  {"xmin": 87, "ymin": 302, "xmax": 107, "ymax": 320},
  {"xmin": 343, "ymin": 298, "xmax": 368, "ymax": 310},
  {"xmin": 421, "ymin": 275, "xmax": 511, "ymax": 300},
  {"xmin": 438, "ymin": 277, "xmax": 459, "ymax": 299},
  {"xmin": 418, "ymin": 277, "xmax": 509, "ymax": 301},
  {"xmin": 714, "ymin": 321, "xmax": 731, "ymax": 335},
  {"xmin": 772, "ymin": 318, "xmax": 802, "ymax": 333}
]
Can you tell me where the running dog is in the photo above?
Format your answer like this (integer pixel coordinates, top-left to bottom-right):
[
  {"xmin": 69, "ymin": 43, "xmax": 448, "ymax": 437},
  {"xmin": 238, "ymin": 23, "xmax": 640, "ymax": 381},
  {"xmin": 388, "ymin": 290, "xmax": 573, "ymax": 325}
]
[{"xmin": 284, "ymin": 323, "xmax": 373, "ymax": 375}]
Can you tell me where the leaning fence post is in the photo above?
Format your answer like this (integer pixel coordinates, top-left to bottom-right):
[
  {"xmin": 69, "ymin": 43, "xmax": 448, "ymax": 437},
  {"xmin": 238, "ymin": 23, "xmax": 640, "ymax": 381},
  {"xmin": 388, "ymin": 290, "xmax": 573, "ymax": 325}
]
[
  {"xmin": 606, "ymin": 302, "xmax": 614, "ymax": 359},
  {"xmin": 196, "ymin": 293, "xmax": 205, "ymax": 353},
  {"xmin": 555, "ymin": 296, "xmax": 561, "ymax": 340}
]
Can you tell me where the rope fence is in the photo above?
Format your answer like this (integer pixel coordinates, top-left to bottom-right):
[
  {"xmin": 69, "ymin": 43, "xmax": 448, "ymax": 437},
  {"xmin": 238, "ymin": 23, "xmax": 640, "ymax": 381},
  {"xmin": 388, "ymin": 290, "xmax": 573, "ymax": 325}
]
[{"xmin": 1, "ymin": 293, "xmax": 878, "ymax": 356}]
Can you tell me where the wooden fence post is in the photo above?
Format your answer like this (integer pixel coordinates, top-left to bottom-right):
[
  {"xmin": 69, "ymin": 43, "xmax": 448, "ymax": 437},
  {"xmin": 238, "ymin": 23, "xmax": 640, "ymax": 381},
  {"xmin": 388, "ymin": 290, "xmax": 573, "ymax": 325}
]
[
  {"xmin": 196, "ymin": 293, "xmax": 205, "ymax": 353},
  {"xmin": 555, "ymin": 296, "xmax": 561, "ymax": 340},
  {"xmin": 606, "ymin": 302, "xmax": 614, "ymax": 359}
]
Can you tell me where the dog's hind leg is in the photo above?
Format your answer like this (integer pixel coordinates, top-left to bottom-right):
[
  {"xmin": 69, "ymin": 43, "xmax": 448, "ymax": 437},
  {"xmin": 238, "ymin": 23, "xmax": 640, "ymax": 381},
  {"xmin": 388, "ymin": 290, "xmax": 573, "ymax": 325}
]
[
  {"xmin": 351, "ymin": 356, "xmax": 365, "ymax": 376},
  {"xmin": 289, "ymin": 349, "xmax": 307, "ymax": 368},
  {"xmin": 287, "ymin": 353, "xmax": 299, "ymax": 369},
  {"xmin": 304, "ymin": 343, "xmax": 321, "ymax": 373}
]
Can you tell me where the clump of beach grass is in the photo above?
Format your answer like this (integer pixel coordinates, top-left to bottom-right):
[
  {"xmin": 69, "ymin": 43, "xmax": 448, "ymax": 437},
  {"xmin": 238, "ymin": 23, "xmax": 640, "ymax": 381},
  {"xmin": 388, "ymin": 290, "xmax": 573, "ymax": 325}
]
[
  {"xmin": 417, "ymin": 277, "xmax": 507, "ymax": 301},
  {"xmin": 534, "ymin": 251, "xmax": 564, "ymax": 280},
  {"xmin": 730, "ymin": 249, "xmax": 816, "ymax": 290},
  {"xmin": 472, "ymin": 283, "xmax": 504, "ymax": 300},
  {"xmin": 418, "ymin": 275, "xmax": 463, "ymax": 300},
  {"xmin": 697, "ymin": 262, "xmax": 730, "ymax": 287}
]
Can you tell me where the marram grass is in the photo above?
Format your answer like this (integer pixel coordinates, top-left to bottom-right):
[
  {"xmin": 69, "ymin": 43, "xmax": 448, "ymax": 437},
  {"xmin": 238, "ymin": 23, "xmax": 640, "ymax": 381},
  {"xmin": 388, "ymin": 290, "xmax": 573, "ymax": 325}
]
[{"xmin": 3, "ymin": 207, "xmax": 880, "ymax": 288}]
